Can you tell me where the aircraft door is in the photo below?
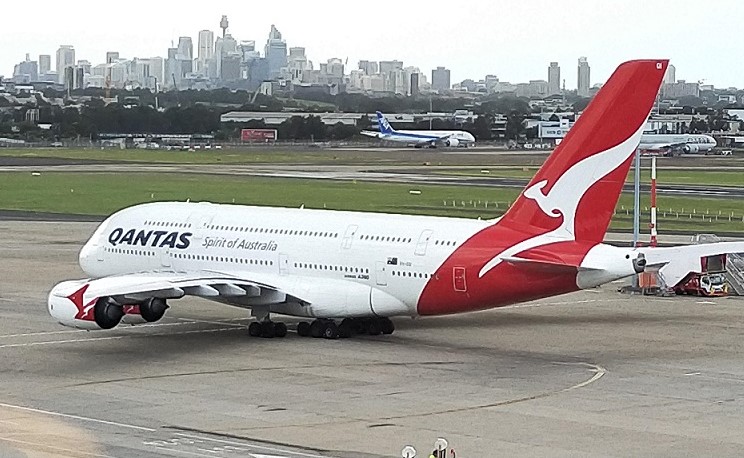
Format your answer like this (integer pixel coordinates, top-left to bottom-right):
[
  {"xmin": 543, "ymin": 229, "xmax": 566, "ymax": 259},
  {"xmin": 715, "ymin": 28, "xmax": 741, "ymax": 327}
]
[
  {"xmin": 342, "ymin": 224, "xmax": 358, "ymax": 249},
  {"xmin": 279, "ymin": 253, "xmax": 289, "ymax": 275},
  {"xmin": 414, "ymin": 230, "xmax": 433, "ymax": 256},
  {"xmin": 161, "ymin": 248, "xmax": 172, "ymax": 268},
  {"xmin": 375, "ymin": 261, "xmax": 388, "ymax": 286},
  {"xmin": 453, "ymin": 267, "xmax": 467, "ymax": 292}
]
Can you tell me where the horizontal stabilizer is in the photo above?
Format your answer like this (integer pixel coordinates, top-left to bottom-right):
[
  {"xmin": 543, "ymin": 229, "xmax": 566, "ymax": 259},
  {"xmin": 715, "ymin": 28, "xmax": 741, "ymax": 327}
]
[
  {"xmin": 501, "ymin": 256, "xmax": 599, "ymax": 273},
  {"xmin": 638, "ymin": 242, "xmax": 744, "ymax": 287}
]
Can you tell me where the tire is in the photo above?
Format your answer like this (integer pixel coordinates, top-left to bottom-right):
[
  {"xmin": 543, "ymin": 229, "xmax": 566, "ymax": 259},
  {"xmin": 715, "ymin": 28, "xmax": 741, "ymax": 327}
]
[
  {"xmin": 248, "ymin": 322, "xmax": 261, "ymax": 337},
  {"xmin": 310, "ymin": 320, "xmax": 324, "ymax": 338},
  {"xmin": 323, "ymin": 321, "xmax": 339, "ymax": 340},
  {"xmin": 273, "ymin": 322, "xmax": 288, "ymax": 338},
  {"xmin": 297, "ymin": 321, "xmax": 311, "ymax": 337},
  {"xmin": 260, "ymin": 321, "xmax": 275, "ymax": 338},
  {"xmin": 380, "ymin": 317, "xmax": 395, "ymax": 335},
  {"xmin": 338, "ymin": 320, "xmax": 353, "ymax": 338},
  {"xmin": 367, "ymin": 319, "xmax": 382, "ymax": 336}
]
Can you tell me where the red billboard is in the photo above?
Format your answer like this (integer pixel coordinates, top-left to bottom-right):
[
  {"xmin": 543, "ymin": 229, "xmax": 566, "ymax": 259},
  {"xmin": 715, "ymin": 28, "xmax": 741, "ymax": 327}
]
[{"xmin": 241, "ymin": 129, "xmax": 277, "ymax": 142}]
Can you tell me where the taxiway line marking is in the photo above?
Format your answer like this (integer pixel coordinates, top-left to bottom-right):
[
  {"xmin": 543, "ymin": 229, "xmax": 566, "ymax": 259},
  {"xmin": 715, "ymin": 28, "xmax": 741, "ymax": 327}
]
[
  {"xmin": 0, "ymin": 401, "xmax": 156, "ymax": 432},
  {"xmin": 0, "ymin": 319, "xmax": 217, "ymax": 339},
  {"xmin": 173, "ymin": 432, "xmax": 325, "ymax": 458},
  {"xmin": 0, "ymin": 327, "xmax": 238, "ymax": 349}
]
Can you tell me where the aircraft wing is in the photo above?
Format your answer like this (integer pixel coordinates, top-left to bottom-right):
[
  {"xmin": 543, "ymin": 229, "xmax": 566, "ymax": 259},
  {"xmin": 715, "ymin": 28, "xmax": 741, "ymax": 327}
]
[
  {"xmin": 637, "ymin": 242, "xmax": 744, "ymax": 287},
  {"xmin": 53, "ymin": 270, "xmax": 307, "ymax": 306},
  {"xmin": 360, "ymin": 130, "xmax": 381, "ymax": 138}
]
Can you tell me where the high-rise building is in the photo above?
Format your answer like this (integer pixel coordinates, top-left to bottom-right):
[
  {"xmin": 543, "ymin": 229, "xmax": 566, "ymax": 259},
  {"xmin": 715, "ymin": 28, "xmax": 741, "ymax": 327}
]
[
  {"xmin": 548, "ymin": 61, "xmax": 561, "ymax": 95},
  {"xmin": 56, "ymin": 45, "xmax": 75, "ymax": 84},
  {"xmin": 177, "ymin": 37, "xmax": 193, "ymax": 61},
  {"xmin": 13, "ymin": 54, "xmax": 38, "ymax": 83},
  {"xmin": 264, "ymin": 24, "xmax": 287, "ymax": 79},
  {"xmin": 664, "ymin": 64, "xmax": 676, "ymax": 84},
  {"xmin": 431, "ymin": 66, "xmax": 451, "ymax": 91},
  {"xmin": 410, "ymin": 72, "xmax": 420, "ymax": 97},
  {"xmin": 358, "ymin": 60, "xmax": 378, "ymax": 75},
  {"xmin": 577, "ymin": 57, "xmax": 590, "ymax": 97},
  {"xmin": 106, "ymin": 52, "xmax": 120, "ymax": 64},
  {"xmin": 38, "ymin": 55, "xmax": 51, "ymax": 75},
  {"xmin": 379, "ymin": 60, "xmax": 403, "ymax": 75},
  {"xmin": 196, "ymin": 30, "xmax": 215, "ymax": 75}
]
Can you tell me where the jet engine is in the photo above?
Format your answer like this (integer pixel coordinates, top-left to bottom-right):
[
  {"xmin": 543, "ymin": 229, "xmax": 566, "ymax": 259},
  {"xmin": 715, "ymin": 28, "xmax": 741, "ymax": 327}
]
[
  {"xmin": 139, "ymin": 297, "xmax": 169, "ymax": 322},
  {"xmin": 445, "ymin": 138, "xmax": 460, "ymax": 147},
  {"xmin": 683, "ymin": 144, "xmax": 699, "ymax": 153}
]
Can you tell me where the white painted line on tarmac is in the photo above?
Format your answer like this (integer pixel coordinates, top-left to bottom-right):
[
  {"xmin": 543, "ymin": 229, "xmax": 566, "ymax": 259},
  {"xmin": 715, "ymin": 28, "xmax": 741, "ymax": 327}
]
[
  {"xmin": 697, "ymin": 301, "xmax": 717, "ymax": 305},
  {"xmin": 173, "ymin": 432, "xmax": 325, "ymax": 458},
  {"xmin": 0, "ymin": 327, "xmax": 239, "ymax": 349},
  {"xmin": 0, "ymin": 401, "xmax": 156, "ymax": 432},
  {"xmin": 0, "ymin": 319, "xmax": 213, "ymax": 339}
]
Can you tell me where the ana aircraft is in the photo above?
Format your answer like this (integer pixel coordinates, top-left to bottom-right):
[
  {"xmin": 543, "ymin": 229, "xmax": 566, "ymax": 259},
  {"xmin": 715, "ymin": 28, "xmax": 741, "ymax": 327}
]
[
  {"xmin": 48, "ymin": 60, "xmax": 739, "ymax": 340},
  {"xmin": 639, "ymin": 133, "xmax": 717, "ymax": 155},
  {"xmin": 361, "ymin": 111, "xmax": 476, "ymax": 148}
]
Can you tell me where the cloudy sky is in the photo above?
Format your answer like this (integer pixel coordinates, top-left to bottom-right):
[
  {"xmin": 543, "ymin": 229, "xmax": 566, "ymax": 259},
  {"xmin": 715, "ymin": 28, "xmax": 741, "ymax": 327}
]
[{"xmin": 1, "ymin": 0, "xmax": 741, "ymax": 89}]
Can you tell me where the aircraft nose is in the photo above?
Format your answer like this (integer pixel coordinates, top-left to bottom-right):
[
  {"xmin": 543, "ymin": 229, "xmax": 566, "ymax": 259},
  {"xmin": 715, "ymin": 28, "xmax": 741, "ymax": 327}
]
[{"xmin": 78, "ymin": 240, "xmax": 97, "ymax": 276}]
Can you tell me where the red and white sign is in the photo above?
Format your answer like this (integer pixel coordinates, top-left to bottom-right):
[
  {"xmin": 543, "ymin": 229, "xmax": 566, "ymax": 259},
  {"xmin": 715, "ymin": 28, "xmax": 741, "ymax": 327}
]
[{"xmin": 241, "ymin": 129, "xmax": 277, "ymax": 142}]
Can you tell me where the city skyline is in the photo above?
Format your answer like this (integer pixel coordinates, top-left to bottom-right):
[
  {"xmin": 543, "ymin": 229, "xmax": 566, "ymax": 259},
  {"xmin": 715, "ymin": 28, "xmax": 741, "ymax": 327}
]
[{"xmin": 1, "ymin": 0, "xmax": 742, "ymax": 90}]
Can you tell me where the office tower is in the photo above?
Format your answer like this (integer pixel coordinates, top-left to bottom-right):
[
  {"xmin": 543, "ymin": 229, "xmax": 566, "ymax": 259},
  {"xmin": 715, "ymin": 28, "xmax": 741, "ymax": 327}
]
[
  {"xmin": 56, "ymin": 45, "xmax": 75, "ymax": 84},
  {"xmin": 548, "ymin": 61, "xmax": 561, "ymax": 95},
  {"xmin": 38, "ymin": 54, "xmax": 51, "ymax": 74},
  {"xmin": 577, "ymin": 56, "xmax": 590, "ymax": 97},
  {"xmin": 264, "ymin": 24, "xmax": 287, "ymax": 79},
  {"xmin": 431, "ymin": 66, "xmax": 451, "ymax": 91}
]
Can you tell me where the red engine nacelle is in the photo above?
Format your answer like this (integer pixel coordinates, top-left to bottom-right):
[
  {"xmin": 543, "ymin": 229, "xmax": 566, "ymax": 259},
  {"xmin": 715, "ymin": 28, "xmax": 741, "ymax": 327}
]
[{"xmin": 48, "ymin": 280, "xmax": 168, "ymax": 330}]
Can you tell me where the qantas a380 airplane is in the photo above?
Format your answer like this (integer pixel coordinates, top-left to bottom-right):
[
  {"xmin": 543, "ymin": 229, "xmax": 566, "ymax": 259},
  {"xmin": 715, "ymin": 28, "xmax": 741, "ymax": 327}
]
[{"xmin": 47, "ymin": 60, "xmax": 735, "ymax": 340}]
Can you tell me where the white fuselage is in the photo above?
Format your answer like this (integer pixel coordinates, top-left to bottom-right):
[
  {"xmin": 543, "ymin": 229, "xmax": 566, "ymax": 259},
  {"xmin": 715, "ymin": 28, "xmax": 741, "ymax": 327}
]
[
  {"xmin": 80, "ymin": 201, "xmax": 489, "ymax": 318},
  {"xmin": 379, "ymin": 130, "xmax": 476, "ymax": 146},
  {"xmin": 639, "ymin": 134, "xmax": 716, "ymax": 152}
]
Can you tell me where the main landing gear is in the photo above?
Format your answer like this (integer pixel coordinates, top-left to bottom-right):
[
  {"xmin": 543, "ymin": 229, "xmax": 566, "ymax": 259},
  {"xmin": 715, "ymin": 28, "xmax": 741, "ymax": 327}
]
[
  {"xmin": 248, "ymin": 320, "xmax": 288, "ymax": 338},
  {"xmin": 296, "ymin": 317, "xmax": 395, "ymax": 340}
]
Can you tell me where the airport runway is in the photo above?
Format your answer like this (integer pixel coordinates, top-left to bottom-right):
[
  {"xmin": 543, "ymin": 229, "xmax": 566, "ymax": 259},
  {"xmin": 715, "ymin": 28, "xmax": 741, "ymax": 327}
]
[
  {"xmin": 3, "ymin": 162, "xmax": 744, "ymax": 199},
  {"xmin": 2, "ymin": 221, "xmax": 744, "ymax": 457}
]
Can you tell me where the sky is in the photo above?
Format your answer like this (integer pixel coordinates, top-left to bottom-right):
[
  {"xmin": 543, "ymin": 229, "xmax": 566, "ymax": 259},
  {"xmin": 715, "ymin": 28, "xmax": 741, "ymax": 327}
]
[{"xmin": 1, "ymin": 0, "xmax": 742, "ymax": 89}]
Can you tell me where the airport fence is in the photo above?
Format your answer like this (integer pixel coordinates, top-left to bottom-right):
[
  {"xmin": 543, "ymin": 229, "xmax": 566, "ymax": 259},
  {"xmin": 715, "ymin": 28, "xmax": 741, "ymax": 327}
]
[{"xmin": 441, "ymin": 200, "xmax": 744, "ymax": 225}]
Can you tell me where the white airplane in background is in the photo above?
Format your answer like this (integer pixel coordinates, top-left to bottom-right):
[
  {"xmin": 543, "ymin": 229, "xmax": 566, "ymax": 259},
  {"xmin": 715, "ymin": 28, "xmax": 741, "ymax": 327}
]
[
  {"xmin": 48, "ymin": 60, "xmax": 744, "ymax": 340},
  {"xmin": 638, "ymin": 133, "xmax": 717, "ymax": 154},
  {"xmin": 361, "ymin": 111, "xmax": 476, "ymax": 148}
]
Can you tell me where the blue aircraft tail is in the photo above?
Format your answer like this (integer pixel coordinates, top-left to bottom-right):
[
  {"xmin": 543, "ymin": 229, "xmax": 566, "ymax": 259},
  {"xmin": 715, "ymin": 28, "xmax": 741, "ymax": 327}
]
[{"xmin": 376, "ymin": 111, "xmax": 395, "ymax": 134}]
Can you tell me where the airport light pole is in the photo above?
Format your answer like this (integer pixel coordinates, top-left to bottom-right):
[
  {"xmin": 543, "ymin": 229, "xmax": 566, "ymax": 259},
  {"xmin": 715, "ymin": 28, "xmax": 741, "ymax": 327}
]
[{"xmin": 632, "ymin": 148, "xmax": 641, "ymax": 288}]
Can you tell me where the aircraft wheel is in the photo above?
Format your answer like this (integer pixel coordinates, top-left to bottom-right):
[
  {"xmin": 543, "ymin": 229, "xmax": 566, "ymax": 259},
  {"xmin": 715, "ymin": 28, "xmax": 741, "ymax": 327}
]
[
  {"xmin": 297, "ymin": 321, "xmax": 311, "ymax": 337},
  {"xmin": 273, "ymin": 322, "xmax": 288, "ymax": 338},
  {"xmin": 260, "ymin": 321, "xmax": 275, "ymax": 338},
  {"xmin": 338, "ymin": 319, "xmax": 354, "ymax": 338},
  {"xmin": 323, "ymin": 321, "xmax": 339, "ymax": 340},
  {"xmin": 380, "ymin": 317, "xmax": 395, "ymax": 335},
  {"xmin": 248, "ymin": 321, "xmax": 261, "ymax": 337},
  {"xmin": 310, "ymin": 320, "xmax": 325, "ymax": 338},
  {"xmin": 367, "ymin": 319, "xmax": 382, "ymax": 336}
]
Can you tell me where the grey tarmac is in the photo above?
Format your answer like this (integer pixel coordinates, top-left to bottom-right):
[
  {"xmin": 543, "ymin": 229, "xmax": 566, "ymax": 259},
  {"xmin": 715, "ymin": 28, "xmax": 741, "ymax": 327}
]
[{"xmin": 1, "ymin": 221, "xmax": 744, "ymax": 457}]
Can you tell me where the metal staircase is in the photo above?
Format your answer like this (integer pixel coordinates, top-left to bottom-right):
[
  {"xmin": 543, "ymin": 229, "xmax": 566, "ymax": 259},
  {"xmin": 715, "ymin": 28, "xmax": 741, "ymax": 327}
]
[{"xmin": 726, "ymin": 253, "xmax": 744, "ymax": 296}]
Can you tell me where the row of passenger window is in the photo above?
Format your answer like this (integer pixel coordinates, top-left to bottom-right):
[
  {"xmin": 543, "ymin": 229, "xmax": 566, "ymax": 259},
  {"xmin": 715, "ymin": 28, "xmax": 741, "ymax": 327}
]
[
  {"xmin": 106, "ymin": 247, "xmax": 156, "ymax": 257},
  {"xmin": 359, "ymin": 235, "xmax": 412, "ymax": 243},
  {"xmin": 171, "ymin": 252, "xmax": 274, "ymax": 266},
  {"xmin": 433, "ymin": 240, "xmax": 457, "ymax": 246},
  {"xmin": 144, "ymin": 221, "xmax": 192, "ymax": 228},
  {"xmin": 207, "ymin": 225, "xmax": 339, "ymax": 238},
  {"xmin": 392, "ymin": 271, "xmax": 432, "ymax": 279},
  {"xmin": 294, "ymin": 263, "xmax": 369, "ymax": 274}
]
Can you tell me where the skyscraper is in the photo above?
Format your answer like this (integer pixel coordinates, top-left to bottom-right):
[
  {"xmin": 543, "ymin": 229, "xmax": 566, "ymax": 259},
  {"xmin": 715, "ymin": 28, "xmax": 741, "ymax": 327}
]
[
  {"xmin": 264, "ymin": 25, "xmax": 287, "ymax": 79},
  {"xmin": 548, "ymin": 61, "xmax": 561, "ymax": 95},
  {"xmin": 106, "ymin": 52, "xmax": 120, "ymax": 64},
  {"xmin": 197, "ymin": 30, "xmax": 215, "ymax": 75},
  {"xmin": 56, "ymin": 45, "xmax": 75, "ymax": 84},
  {"xmin": 38, "ymin": 55, "xmax": 51, "ymax": 75},
  {"xmin": 664, "ymin": 64, "xmax": 676, "ymax": 84},
  {"xmin": 177, "ymin": 37, "xmax": 193, "ymax": 61},
  {"xmin": 431, "ymin": 66, "xmax": 451, "ymax": 92},
  {"xmin": 577, "ymin": 57, "xmax": 590, "ymax": 97}
]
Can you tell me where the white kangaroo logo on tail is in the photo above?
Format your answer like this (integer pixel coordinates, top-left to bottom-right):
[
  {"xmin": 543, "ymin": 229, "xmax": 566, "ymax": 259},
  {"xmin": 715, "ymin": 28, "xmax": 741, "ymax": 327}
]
[{"xmin": 478, "ymin": 123, "xmax": 646, "ymax": 278}]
